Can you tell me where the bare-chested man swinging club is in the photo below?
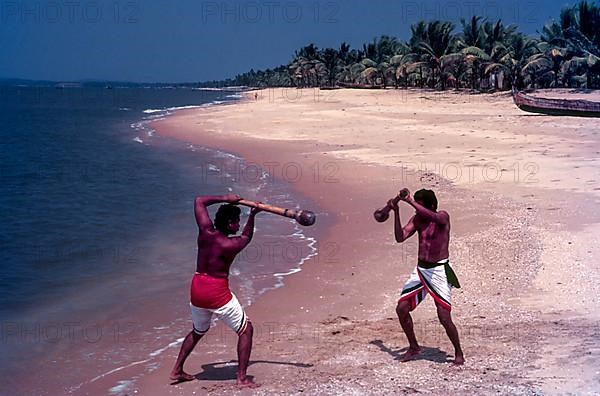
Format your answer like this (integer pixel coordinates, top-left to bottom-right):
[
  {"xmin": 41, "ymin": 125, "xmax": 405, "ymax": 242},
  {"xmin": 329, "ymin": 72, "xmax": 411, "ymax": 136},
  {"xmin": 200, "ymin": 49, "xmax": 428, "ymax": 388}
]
[
  {"xmin": 170, "ymin": 194, "xmax": 261, "ymax": 387},
  {"xmin": 389, "ymin": 188, "xmax": 464, "ymax": 365}
]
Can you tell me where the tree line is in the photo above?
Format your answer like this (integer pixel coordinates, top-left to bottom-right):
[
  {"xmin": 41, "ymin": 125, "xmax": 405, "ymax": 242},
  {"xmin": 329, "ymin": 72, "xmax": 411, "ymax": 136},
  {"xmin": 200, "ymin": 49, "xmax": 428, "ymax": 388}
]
[{"xmin": 199, "ymin": 1, "xmax": 600, "ymax": 91}]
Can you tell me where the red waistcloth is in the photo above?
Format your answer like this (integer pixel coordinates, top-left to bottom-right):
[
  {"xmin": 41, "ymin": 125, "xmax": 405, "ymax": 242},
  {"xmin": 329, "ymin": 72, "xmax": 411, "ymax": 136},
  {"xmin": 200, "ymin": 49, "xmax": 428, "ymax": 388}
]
[{"xmin": 190, "ymin": 273, "xmax": 233, "ymax": 309}]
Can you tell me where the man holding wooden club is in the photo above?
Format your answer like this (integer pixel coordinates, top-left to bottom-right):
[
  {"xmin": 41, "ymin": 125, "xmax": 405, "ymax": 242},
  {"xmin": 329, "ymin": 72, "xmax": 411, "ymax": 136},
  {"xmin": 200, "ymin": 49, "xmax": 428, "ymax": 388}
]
[
  {"xmin": 388, "ymin": 188, "xmax": 465, "ymax": 365},
  {"xmin": 170, "ymin": 194, "xmax": 261, "ymax": 388}
]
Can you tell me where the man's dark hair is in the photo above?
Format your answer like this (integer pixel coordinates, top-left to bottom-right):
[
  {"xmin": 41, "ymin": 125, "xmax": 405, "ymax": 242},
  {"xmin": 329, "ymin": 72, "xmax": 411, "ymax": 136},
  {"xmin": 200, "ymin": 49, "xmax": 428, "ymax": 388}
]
[
  {"xmin": 214, "ymin": 204, "xmax": 241, "ymax": 233},
  {"xmin": 414, "ymin": 189, "xmax": 438, "ymax": 211}
]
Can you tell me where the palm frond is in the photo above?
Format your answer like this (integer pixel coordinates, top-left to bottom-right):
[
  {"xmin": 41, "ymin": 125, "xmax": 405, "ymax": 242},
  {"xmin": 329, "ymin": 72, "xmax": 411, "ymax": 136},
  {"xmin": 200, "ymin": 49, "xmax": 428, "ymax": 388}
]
[
  {"xmin": 405, "ymin": 61, "xmax": 430, "ymax": 74},
  {"xmin": 361, "ymin": 58, "xmax": 378, "ymax": 68},
  {"xmin": 485, "ymin": 63, "xmax": 509, "ymax": 74},
  {"xmin": 522, "ymin": 56, "xmax": 552, "ymax": 74},
  {"xmin": 440, "ymin": 53, "xmax": 465, "ymax": 69},
  {"xmin": 460, "ymin": 46, "xmax": 491, "ymax": 60}
]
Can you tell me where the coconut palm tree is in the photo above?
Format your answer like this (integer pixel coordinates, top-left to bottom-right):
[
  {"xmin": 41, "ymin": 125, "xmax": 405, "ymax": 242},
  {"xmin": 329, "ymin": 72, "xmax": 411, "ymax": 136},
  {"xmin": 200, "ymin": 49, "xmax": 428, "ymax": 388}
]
[
  {"xmin": 203, "ymin": 1, "xmax": 600, "ymax": 90},
  {"xmin": 408, "ymin": 21, "xmax": 428, "ymax": 53},
  {"xmin": 485, "ymin": 34, "xmax": 540, "ymax": 89},
  {"xmin": 567, "ymin": 1, "xmax": 600, "ymax": 47},
  {"xmin": 440, "ymin": 52, "xmax": 467, "ymax": 89},
  {"xmin": 350, "ymin": 62, "xmax": 366, "ymax": 83},
  {"xmin": 481, "ymin": 20, "xmax": 517, "ymax": 54},
  {"xmin": 391, "ymin": 53, "xmax": 419, "ymax": 88},
  {"xmin": 536, "ymin": 1, "xmax": 600, "ymax": 88},
  {"xmin": 295, "ymin": 43, "xmax": 319, "ymax": 61},
  {"xmin": 405, "ymin": 21, "xmax": 457, "ymax": 89},
  {"xmin": 460, "ymin": 46, "xmax": 490, "ymax": 89},
  {"xmin": 457, "ymin": 16, "xmax": 486, "ymax": 49},
  {"xmin": 320, "ymin": 47, "xmax": 341, "ymax": 86}
]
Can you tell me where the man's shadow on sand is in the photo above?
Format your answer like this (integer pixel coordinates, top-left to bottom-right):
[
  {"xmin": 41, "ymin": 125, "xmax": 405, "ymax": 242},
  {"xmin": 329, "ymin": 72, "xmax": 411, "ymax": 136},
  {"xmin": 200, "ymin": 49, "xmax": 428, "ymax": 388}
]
[
  {"xmin": 170, "ymin": 360, "xmax": 313, "ymax": 385},
  {"xmin": 369, "ymin": 339, "xmax": 452, "ymax": 363}
]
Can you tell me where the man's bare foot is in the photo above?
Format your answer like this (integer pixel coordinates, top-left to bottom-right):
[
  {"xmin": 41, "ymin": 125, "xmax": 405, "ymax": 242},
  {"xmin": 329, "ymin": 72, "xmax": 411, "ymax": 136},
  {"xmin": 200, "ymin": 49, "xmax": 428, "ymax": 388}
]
[
  {"xmin": 399, "ymin": 347, "xmax": 421, "ymax": 362},
  {"xmin": 237, "ymin": 376, "xmax": 261, "ymax": 388},
  {"xmin": 169, "ymin": 370, "xmax": 196, "ymax": 382},
  {"xmin": 452, "ymin": 354, "xmax": 465, "ymax": 365}
]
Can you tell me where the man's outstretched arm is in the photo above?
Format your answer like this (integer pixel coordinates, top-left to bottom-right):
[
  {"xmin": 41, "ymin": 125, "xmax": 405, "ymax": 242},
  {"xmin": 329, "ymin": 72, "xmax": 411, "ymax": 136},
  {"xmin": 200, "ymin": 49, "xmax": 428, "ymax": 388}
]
[{"xmin": 194, "ymin": 194, "xmax": 241, "ymax": 232}]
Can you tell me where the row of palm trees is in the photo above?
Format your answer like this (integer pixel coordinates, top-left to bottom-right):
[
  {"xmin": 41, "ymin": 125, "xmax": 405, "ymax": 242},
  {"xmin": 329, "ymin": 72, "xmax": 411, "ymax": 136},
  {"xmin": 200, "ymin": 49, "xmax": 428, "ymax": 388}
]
[{"xmin": 200, "ymin": 1, "xmax": 600, "ymax": 91}]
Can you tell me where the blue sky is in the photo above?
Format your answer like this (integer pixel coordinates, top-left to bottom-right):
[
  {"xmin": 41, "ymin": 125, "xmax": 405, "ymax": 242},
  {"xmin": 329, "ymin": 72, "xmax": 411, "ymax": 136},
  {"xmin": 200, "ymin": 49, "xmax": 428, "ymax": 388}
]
[{"xmin": 0, "ymin": 0, "xmax": 579, "ymax": 82}]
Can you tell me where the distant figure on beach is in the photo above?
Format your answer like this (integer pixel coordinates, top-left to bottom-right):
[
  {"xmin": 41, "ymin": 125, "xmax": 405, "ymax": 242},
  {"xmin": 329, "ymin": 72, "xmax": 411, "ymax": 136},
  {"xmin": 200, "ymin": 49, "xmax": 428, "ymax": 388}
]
[
  {"xmin": 390, "ymin": 189, "xmax": 465, "ymax": 365},
  {"xmin": 170, "ymin": 194, "xmax": 261, "ymax": 388},
  {"xmin": 254, "ymin": 92, "xmax": 258, "ymax": 100}
]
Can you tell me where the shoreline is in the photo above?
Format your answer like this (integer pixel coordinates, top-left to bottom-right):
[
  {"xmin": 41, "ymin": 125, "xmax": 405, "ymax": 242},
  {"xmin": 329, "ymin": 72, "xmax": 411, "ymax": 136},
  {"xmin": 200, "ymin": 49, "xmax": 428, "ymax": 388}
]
[
  {"xmin": 4, "ymin": 92, "xmax": 325, "ymax": 395},
  {"xmin": 83, "ymin": 88, "xmax": 599, "ymax": 395}
]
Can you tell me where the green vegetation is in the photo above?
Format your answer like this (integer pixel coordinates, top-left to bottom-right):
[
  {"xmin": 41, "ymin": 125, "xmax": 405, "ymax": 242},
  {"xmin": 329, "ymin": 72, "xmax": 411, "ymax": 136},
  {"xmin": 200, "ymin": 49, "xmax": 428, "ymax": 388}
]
[{"xmin": 201, "ymin": 1, "xmax": 600, "ymax": 91}]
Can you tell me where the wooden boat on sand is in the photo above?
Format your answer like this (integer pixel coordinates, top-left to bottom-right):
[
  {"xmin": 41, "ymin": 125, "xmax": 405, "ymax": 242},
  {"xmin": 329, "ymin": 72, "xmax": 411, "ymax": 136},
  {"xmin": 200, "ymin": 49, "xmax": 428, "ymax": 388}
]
[{"xmin": 512, "ymin": 89, "xmax": 600, "ymax": 117}]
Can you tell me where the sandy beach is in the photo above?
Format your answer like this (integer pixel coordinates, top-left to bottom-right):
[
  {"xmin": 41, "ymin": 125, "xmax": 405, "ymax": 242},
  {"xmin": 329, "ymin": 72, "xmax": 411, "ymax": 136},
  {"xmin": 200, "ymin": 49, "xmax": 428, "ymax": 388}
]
[{"xmin": 82, "ymin": 88, "xmax": 600, "ymax": 395}]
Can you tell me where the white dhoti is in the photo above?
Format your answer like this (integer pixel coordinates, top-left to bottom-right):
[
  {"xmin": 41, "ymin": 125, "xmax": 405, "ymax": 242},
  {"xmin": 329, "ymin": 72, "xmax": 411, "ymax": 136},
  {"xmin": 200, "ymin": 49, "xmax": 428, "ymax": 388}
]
[{"xmin": 399, "ymin": 258, "xmax": 460, "ymax": 311}]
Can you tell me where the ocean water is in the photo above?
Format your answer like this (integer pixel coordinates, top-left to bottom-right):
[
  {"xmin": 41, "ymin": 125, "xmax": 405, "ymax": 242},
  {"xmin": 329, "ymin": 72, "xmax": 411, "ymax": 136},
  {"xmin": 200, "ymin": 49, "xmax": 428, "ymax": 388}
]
[{"xmin": 0, "ymin": 86, "xmax": 318, "ymax": 394}]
